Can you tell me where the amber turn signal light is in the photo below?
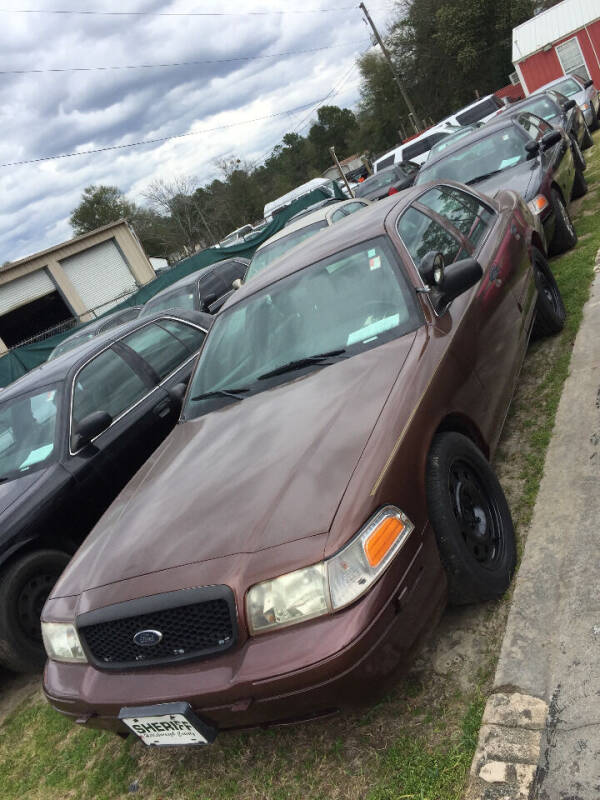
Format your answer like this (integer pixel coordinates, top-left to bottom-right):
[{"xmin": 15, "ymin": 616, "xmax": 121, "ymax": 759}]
[{"xmin": 364, "ymin": 517, "xmax": 405, "ymax": 567}]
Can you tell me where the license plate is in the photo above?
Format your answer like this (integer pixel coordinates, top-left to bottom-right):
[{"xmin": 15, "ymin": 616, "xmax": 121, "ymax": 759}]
[{"xmin": 119, "ymin": 702, "xmax": 216, "ymax": 746}]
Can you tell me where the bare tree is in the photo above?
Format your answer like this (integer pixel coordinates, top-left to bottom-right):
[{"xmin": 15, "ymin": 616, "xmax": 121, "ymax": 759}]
[{"xmin": 143, "ymin": 176, "xmax": 217, "ymax": 258}]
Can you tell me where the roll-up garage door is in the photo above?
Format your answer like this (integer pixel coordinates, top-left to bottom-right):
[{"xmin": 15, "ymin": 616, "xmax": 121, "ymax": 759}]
[
  {"xmin": 59, "ymin": 239, "xmax": 138, "ymax": 315},
  {"xmin": 0, "ymin": 269, "xmax": 55, "ymax": 315}
]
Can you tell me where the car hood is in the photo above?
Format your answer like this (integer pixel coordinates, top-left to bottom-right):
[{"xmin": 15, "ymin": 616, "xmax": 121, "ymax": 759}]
[
  {"xmin": 0, "ymin": 467, "xmax": 51, "ymax": 517},
  {"xmin": 474, "ymin": 160, "xmax": 538, "ymax": 201},
  {"xmin": 54, "ymin": 334, "xmax": 417, "ymax": 595}
]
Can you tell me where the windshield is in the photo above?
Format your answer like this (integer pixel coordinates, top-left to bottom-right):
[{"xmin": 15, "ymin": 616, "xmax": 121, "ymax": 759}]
[
  {"xmin": 355, "ymin": 171, "xmax": 397, "ymax": 194},
  {"xmin": 140, "ymin": 286, "xmax": 195, "ymax": 316},
  {"xmin": 245, "ymin": 220, "xmax": 328, "ymax": 281},
  {"xmin": 0, "ymin": 386, "xmax": 61, "ymax": 480},
  {"xmin": 429, "ymin": 127, "xmax": 475, "ymax": 157},
  {"xmin": 517, "ymin": 96, "xmax": 560, "ymax": 122},
  {"xmin": 183, "ymin": 237, "xmax": 420, "ymax": 419},
  {"xmin": 49, "ymin": 332, "xmax": 95, "ymax": 360},
  {"xmin": 416, "ymin": 126, "xmax": 527, "ymax": 185},
  {"xmin": 552, "ymin": 78, "xmax": 581, "ymax": 98}
]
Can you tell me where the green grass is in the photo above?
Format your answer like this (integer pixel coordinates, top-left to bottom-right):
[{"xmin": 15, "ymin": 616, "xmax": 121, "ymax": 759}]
[{"xmin": 1, "ymin": 137, "xmax": 599, "ymax": 800}]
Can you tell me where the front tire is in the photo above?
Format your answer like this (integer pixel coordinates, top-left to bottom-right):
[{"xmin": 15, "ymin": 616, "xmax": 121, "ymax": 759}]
[
  {"xmin": 549, "ymin": 188, "xmax": 577, "ymax": 255},
  {"xmin": 581, "ymin": 124, "xmax": 594, "ymax": 149},
  {"xmin": 0, "ymin": 550, "xmax": 70, "ymax": 673},
  {"xmin": 531, "ymin": 248, "xmax": 566, "ymax": 338},
  {"xmin": 426, "ymin": 432, "xmax": 516, "ymax": 605},
  {"xmin": 570, "ymin": 137, "xmax": 586, "ymax": 171}
]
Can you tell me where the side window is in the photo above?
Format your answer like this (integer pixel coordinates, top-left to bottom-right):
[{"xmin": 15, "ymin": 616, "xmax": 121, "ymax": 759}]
[
  {"xmin": 519, "ymin": 114, "xmax": 542, "ymax": 141},
  {"xmin": 376, "ymin": 155, "xmax": 395, "ymax": 170},
  {"xmin": 343, "ymin": 202, "xmax": 368, "ymax": 215},
  {"xmin": 397, "ymin": 207, "xmax": 461, "ymax": 267},
  {"xmin": 221, "ymin": 262, "xmax": 245, "ymax": 284},
  {"xmin": 159, "ymin": 319, "xmax": 207, "ymax": 352},
  {"xmin": 72, "ymin": 350, "xmax": 148, "ymax": 432},
  {"xmin": 121, "ymin": 323, "xmax": 190, "ymax": 380},
  {"xmin": 199, "ymin": 271, "xmax": 227, "ymax": 300},
  {"xmin": 418, "ymin": 187, "xmax": 494, "ymax": 250},
  {"xmin": 330, "ymin": 209, "xmax": 346, "ymax": 223}
]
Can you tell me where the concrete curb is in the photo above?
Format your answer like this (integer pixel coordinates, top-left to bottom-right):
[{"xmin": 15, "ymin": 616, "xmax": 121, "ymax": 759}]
[{"xmin": 465, "ymin": 249, "xmax": 600, "ymax": 799}]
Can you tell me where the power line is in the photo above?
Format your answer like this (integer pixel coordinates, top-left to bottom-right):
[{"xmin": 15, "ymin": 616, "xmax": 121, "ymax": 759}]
[
  {"xmin": 0, "ymin": 99, "xmax": 339, "ymax": 168},
  {"xmin": 0, "ymin": 5, "xmax": 360, "ymax": 16},
  {"xmin": 0, "ymin": 40, "xmax": 369, "ymax": 75}
]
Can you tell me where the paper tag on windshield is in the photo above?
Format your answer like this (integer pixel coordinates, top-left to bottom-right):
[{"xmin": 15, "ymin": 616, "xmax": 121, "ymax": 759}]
[{"xmin": 369, "ymin": 256, "xmax": 381, "ymax": 271}]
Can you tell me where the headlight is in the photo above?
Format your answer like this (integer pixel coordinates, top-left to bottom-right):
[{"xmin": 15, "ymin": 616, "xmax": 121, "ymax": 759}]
[
  {"xmin": 528, "ymin": 195, "xmax": 550, "ymax": 216},
  {"xmin": 41, "ymin": 621, "xmax": 87, "ymax": 663},
  {"xmin": 246, "ymin": 506, "xmax": 413, "ymax": 635},
  {"xmin": 581, "ymin": 102, "xmax": 590, "ymax": 111}
]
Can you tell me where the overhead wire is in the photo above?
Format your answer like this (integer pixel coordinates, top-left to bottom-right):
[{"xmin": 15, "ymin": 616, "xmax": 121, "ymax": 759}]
[
  {"xmin": 0, "ymin": 99, "xmax": 345, "ymax": 168},
  {"xmin": 0, "ymin": 40, "xmax": 369, "ymax": 75},
  {"xmin": 0, "ymin": 5, "xmax": 362, "ymax": 16}
]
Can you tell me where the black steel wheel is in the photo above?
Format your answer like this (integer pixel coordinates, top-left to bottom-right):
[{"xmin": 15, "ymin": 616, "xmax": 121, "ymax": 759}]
[
  {"xmin": 532, "ymin": 248, "xmax": 566, "ymax": 338},
  {"xmin": 426, "ymin": 432, "xmax": 516, "ymax": 605},
  {"xmin": 549, "ymin": 188, "xmax": 577, "ymax": 255},
  {"xmin": 0, "ymin": 550, "xmax": 70, "ymax": 673}
]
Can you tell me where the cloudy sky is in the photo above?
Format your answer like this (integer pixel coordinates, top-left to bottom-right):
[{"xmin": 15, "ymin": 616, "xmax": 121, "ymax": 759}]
[{"xmin": 0, "ymin": 1, "xmax": 395, "ymax": 261}]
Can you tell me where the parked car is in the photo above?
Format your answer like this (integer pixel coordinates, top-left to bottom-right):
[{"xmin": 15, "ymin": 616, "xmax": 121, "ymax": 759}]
[
  {"xmin": 139, "ymin": 258, "xmax": 249, "ymax": 317},
  {"xmin": 495, "ymin": 89, "xmax": 593, "ymax": 169},
  {"xmin": 374, "ymin": 124, "xmax": 476, "ymax": 172},
  {"xmin": 441, "ymin": 93, "xmax": 506, "ymax": 126},
  {"xmin": 48, "ymin": 306, "xmax": 143, "ymax": 361},
  {"xmin": 353, "ymin": 162, "xmax": 420, "ymax": 200},
  {"xmin": 42, "ymin": 182, "xmax": 566, "ymax": 743},
  {"xmin": 0, "ymin": 309, "xmax": 211, "ymax": 672},
  {"xmin": 534, "ymin": 73, "xmax": 600, "ymax": 131},
  {"xmin": 244, "ymin": 198, "xmax": 370, "ymax": 283},
  {"xmin": 217, "ymin": 225, "xmax": 254, "ymax": 249},
  {"xmin": 416, "ymin": 112, "xmax": 584, "ymax": 255}
]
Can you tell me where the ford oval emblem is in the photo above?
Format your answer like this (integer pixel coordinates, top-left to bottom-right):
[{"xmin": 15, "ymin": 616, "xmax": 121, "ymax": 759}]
[{"xmin": 133, "ymin": 629, "xmax": 163, "ymax": 647}]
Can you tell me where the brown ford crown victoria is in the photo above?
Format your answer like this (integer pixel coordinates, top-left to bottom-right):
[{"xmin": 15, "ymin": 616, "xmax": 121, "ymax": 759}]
[{"xmin": 42, "ymin": 182, "xmax": 565, "ymax": 745}]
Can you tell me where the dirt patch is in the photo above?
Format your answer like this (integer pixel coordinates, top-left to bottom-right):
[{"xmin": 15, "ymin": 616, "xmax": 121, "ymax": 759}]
[{"xmin": 0, "ymin": 669, "xmax": 41, "ymax": 726}]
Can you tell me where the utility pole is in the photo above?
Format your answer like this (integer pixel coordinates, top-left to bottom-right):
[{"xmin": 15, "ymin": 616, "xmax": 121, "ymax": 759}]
[
  {"xmin": 329, "ymin": 146, "xmax": 355, "ymax": 197},
  {"xmin": 359, "ymin": 1, "xmax": 422, "ymax": 136}
]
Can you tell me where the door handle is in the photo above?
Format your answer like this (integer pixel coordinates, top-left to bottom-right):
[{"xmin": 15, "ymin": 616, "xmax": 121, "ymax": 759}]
[{"xmin": 153, "ymin": 399, "xmax": 172, "ymax": 419}]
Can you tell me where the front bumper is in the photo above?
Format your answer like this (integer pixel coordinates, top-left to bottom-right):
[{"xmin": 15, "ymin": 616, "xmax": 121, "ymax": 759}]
[{"xmin": 44, "ymin": 529, "xmax": 445, "ymax": 736}]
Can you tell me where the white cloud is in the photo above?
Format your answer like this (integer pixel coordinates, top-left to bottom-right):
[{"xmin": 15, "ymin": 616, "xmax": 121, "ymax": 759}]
[{"xmin": 0, "ymin": 0, "xmax": 392, "ymax": 260}]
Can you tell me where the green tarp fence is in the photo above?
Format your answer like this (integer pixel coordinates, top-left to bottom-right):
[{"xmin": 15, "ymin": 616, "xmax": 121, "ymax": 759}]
[{"xmin": 0, "ymin": 185, "xmax": 344, "ymax": 388}]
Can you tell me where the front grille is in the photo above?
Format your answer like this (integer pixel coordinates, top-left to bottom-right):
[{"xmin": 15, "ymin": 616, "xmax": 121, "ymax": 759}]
[{"xmin": 77, "ymin": 586, "xmax": 237, "ymax": 670}]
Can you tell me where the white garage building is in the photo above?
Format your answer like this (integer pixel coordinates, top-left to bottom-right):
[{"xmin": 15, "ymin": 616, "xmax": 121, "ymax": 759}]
[{"xmin": 0, "ymin": 220, "xmax": 155, "ymax": 353}]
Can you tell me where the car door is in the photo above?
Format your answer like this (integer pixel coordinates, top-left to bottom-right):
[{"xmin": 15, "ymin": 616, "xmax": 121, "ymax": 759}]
[
  {"xmin": 519, "ymin": 112, "xmax": 574, "ymax": 201},
  {"xmin": 396, "ymin": 186, "xmax": 524, "ymax": 437}
]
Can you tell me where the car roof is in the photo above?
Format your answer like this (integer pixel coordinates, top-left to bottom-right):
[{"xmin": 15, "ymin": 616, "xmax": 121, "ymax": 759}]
[
  {"xmin": 147, "ymin": 257, "xmax": 250, "ymax": 300},
  {"xmin": 227, "ymin": 189, "xmax": 428, "ymax": 307},
  {"xmin": 421, "ymin": 115, "xmax": 516, "ymax": 170},
  {"xmin": 0, "ymin": 309, "xmax": 212, "ymax": 401},
  {"xmin": 254, "ymin": 199, "xmax": 359, "ymax": 251}
]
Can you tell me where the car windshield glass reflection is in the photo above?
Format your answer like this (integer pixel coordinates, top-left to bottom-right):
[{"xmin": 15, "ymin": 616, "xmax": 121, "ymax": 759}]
[
  {"xmin": 552, "ymin": 78, "xmax": 581, "ymax": 98},
  {"xmin": 49, "ymin": 332, "xmax": 95, "ymax": 360},
  {"xmin": 0, "ymin": 386, "xmax": 61, "ymax": 481},
  {"xmin": 184, "ymin": 237, "xmax": 419, "ymax": 419},
  {"xmin": 245, "ymin": 221, "xmax": 328, "ymax": 281},
  {"xmin": 141, "ymin": 288, "xmax": 195, "ymax": 316},
  {"xmin": 417, "ymin": 126, "xmax": 528, "ymax": 185},
  {"xmin": 355, "ymin": 171, "xmax": 397, "ymax": 193},
  {"xmin": 517, "ymin": 97, "xmax": 559, "ymax": 122}
]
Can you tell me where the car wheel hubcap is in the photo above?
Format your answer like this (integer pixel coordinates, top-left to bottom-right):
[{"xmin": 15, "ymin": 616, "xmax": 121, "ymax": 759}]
[
  {"xmin": 449, "ymin": 460, "xmax": 502, "ymax": 567},
  {"xmin": 17, "ymin": 572, "xmax": 57, "ymax": 641},
  {"xmin": 537, "ymin": 268, "xmax": 559, "ymax": 311}
]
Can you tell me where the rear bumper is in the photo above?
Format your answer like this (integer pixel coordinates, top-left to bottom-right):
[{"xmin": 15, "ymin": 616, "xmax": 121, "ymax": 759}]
[{"xmin": 43, "ymin": 529, "xmax": 446, "ymax": 735}]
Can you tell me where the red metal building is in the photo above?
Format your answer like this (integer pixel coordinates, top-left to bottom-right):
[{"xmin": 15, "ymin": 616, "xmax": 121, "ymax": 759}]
[{"xmin": 512, "ymin": 0, "xmax": 600, "ymax": 95}]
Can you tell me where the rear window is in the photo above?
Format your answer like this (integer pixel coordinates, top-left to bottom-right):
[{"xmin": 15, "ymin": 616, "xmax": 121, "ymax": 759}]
[
  {"xmin": 456, "ymin": 96, "xmax": 502, "ymax": 125},
  {"xmin": 403, "ymin": 133, "xmax": 448, "ymax": 161}
]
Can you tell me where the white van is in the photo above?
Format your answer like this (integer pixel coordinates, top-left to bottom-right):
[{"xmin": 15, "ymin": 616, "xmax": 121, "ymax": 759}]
[
  {"xmin": 373, "ymin": 124, "xmax": 464, "ymax": 172},
  {"xmin": 441, "ymin": 94, "xmax": 505, "ymax": 127},
  {"xmin": 263, "ymin": 178, "xmax": 338, "ymax": 221}
]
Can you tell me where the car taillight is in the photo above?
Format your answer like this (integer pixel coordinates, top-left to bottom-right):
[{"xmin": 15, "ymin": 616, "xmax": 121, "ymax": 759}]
[{"xmin": 388, "ymin": 186, "xmax": 399, "ymax": 196}]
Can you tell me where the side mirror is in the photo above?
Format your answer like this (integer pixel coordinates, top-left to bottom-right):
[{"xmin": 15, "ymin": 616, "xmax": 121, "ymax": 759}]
[
  {"xmin": 432, "ymin": 258, "xmax": 483, "ymax": 310},
  {"xmin": 540, "ymin": 129, "xmax": 562, "ymax": 149},
  {"xmin": 584, "ymin": 79, "xmax": 594, "ymax": 89},
  {"xmin": 525, "ymin": 139, "xmax": 540, "ymax": 157},
  {"xmin": 563, "ymin": 98, "xmax": 576, "ymax": 111},
  {"xmin": 168, "ymin": 382, "xmax": 187, "ymax": 407},
  {"xmin": 231, "ymin": 278, "xmax": 243, "ymax": 290},
  {"xmin": 72, "ymin": 410, "xmax": 112, "ymax": 451},
  {"xmin": 418, "ymin": 251, "xmax": 445, "ymax": 286}
]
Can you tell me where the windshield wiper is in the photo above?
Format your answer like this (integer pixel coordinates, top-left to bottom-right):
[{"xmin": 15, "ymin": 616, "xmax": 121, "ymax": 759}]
[
  {"xmin": 258, "ymin": 349, "xmax": 346, "ymax": 380},
  {"xmin": 190, "ymin": 387, "xmax": 249, "ymax": 402},
  {"xmin": 466, "ymin": 169, "xmax": 506, "ymax": 185}
]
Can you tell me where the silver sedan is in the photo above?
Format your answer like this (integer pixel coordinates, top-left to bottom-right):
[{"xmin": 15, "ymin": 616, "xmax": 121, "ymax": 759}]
[{"xmin": 535, "ymin": 73, "xmax": 600, "ymax": 129}]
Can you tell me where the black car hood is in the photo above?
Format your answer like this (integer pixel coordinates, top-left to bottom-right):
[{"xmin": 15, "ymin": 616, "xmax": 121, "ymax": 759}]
[
  {"xmin": 0, "ymin": 467, "xmax": 50, "ymax": 517},
  {"xmin": 473, "ymin": 160, "xmax": 538, "ymax": 201}
]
